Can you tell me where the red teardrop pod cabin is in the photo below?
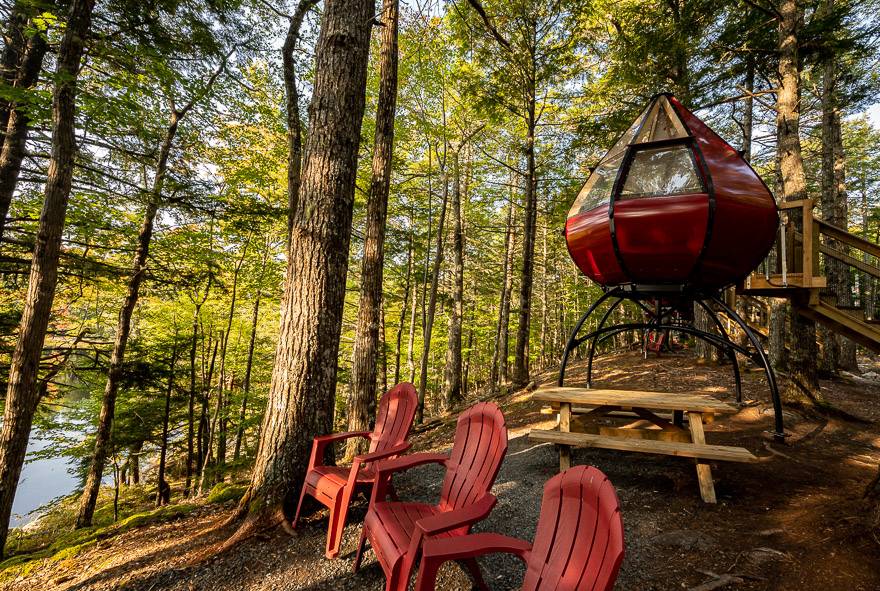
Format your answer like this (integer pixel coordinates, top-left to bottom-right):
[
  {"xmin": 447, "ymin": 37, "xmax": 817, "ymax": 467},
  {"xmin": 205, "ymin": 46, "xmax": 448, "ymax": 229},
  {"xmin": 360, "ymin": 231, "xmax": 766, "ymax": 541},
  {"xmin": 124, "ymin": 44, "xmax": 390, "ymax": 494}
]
[{"xmin": 565, "ymin": 94, "xmax": 778, "ymax": 292}]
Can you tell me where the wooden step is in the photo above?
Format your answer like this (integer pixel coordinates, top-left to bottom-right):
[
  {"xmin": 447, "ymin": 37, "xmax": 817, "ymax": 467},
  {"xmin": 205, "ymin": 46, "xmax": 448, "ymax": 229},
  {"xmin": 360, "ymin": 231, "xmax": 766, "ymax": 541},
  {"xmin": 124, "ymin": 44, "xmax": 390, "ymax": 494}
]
[
  {"xmin": 529, "ymin": 429, "xmax": 758, "ymax": 463},
  {"xmin": 797, "ymin": 301, "xmax": 880, "ymax": 354}
]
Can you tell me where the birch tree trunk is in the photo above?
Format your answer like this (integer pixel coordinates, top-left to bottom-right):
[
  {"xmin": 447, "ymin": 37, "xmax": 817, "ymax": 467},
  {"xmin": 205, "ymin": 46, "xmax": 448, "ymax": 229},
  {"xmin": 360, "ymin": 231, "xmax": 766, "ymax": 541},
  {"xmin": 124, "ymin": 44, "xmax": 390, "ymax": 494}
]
[{"xmin": 0, "ymin": 0, "xmax": 95, "ymax": 555}]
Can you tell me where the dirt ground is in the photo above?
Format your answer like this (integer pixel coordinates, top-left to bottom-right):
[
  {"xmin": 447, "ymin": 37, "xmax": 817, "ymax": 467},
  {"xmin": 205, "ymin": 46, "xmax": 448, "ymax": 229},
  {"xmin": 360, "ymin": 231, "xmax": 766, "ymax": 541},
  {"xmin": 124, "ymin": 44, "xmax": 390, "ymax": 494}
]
[{"xmin": 4, "ymin": 350, "xmax": 880, "ymax": 591}]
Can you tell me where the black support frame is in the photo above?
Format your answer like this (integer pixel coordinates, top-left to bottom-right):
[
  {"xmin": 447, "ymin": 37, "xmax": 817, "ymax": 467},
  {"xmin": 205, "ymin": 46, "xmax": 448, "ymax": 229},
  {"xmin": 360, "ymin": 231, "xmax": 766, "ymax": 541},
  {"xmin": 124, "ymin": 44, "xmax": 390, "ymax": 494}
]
[{"xmin": 557, "ymin": 287, "xmax": 785, "ymax": 441}]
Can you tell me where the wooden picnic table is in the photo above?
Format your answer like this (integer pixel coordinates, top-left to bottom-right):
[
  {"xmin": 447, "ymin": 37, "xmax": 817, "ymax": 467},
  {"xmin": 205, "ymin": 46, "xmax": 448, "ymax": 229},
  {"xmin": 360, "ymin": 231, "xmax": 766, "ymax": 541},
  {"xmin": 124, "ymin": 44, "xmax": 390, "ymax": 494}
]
[{"xmin": 529, "ymin": 387, "xmax": 757, "ymax": 503}]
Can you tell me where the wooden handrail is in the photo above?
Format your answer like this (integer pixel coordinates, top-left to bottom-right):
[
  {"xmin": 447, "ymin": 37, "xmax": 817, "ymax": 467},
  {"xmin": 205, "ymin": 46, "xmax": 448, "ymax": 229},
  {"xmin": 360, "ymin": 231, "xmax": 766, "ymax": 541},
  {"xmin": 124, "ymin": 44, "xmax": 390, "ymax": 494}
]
[
  {"xmin": 818, "ymin": 242, "xmax": 880, "ymax": 280},
  {"xmin": 814, "ymin": 218, "xmax": 880, "ymax": 260}
]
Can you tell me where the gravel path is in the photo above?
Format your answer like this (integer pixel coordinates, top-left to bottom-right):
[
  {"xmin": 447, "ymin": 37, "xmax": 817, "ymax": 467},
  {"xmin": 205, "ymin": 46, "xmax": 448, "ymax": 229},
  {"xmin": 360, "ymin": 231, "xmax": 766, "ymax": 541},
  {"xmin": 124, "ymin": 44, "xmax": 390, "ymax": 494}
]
[{"xmin": 7, "ymin": 352, "xmax": 880, "ymax": 590}]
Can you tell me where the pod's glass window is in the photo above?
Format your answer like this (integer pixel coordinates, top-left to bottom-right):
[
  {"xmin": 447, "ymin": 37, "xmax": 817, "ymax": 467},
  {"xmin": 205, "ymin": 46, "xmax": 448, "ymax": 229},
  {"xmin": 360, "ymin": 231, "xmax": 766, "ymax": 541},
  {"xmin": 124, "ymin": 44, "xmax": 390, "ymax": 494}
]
[
  {"xmin": 568, "ymin": 108, "xmax": 646, "ymax": 218},
  {"xmin": 619, "ymin": 145, "xmax": 704, "ymax": 199}
]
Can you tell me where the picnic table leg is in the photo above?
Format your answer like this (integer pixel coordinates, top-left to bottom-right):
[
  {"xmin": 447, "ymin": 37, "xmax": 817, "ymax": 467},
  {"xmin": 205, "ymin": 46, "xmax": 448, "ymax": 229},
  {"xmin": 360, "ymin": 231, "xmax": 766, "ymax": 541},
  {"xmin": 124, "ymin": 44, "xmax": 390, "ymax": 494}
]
[
  {"xmin": 687, "ymin": 411, "xmax": 716, "ymax": 503},
  {"xmin": 559, "ymin": 402, "xmax": 571, "ymax": 471}
]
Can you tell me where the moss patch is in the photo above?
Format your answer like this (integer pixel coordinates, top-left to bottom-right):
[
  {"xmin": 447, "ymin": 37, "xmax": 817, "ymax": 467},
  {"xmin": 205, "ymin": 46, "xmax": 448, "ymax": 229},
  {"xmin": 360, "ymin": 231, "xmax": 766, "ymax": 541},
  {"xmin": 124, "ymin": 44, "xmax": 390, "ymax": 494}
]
[{"xmin": 206, "ymin": 482, "xmax": 247, "ymax": 505}]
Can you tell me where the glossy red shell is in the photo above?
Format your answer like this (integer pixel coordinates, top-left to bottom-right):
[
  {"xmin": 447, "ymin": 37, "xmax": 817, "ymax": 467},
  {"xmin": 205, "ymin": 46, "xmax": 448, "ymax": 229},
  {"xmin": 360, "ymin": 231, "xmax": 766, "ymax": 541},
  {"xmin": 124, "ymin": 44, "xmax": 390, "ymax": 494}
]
[{"xmin": 565, "ymin": 94, "xmax": 778, "ymax": 291}]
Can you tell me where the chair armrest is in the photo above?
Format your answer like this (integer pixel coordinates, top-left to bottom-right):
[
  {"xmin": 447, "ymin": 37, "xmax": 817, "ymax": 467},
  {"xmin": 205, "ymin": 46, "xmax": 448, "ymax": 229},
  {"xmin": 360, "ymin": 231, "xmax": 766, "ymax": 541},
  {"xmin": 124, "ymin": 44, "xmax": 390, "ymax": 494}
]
[
  {"xmin": 415, "ymin": 533, "xmax": 531, "ymax": 591},
  {"xmin": 416, "ymin": 493, "xmax": 497, "ymax": 537},
  {"xmin": 309, "ymin": 431, "xmax": 371, "ymax": 470},
  {"xmin": 369, "ymin": 453, "xmax": 448, "ymax": 504},
  {"xmin": 374, "ymin": 452, "xmax": 448, "ymax": 477},
  {"xmin": 422, "ymin": 532, "xmax": 532, "ymax": 563},
  {"xmin": 353, "ymin": 442, "xmax": 411, "ymax": 466},
  {"xmin": 314, "ymin": 430, "xmax": 371, "ymax": 444}
]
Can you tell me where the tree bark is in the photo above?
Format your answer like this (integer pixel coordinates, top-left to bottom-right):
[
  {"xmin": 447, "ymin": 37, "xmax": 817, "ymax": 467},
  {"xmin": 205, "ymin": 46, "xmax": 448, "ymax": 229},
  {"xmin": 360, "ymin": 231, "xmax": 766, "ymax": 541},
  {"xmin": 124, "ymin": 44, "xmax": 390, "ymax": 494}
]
[
  {"xmin": 283, "ymin": 0, "xmax": 319, "ymax": 243},
  {"xmin": 0, "ymin": 0, "xmax": 95, "ymax": 555},
  {"xmin": 0, "ymin": 28, "xmax": 47, "ymax": 246},
  {"xmin": 417, "ymin": 155, "xmax": 448, "ymax": 423},
  {"xmin": 394, "ymin": 218, "xmax": 413, "ymax": 386},
  {"xmin": 235, "ymin": 242, "xmax": 269, "ymax": 461},
  {"xmin": 512, "ymin": 101, "xmax": 538, "ymax": 386},
  {"xmin": 156, "ymin": 342, "xmax": 179, "ymax": 507},
  {"xmin": 406, "ymin": 209, "xmax": 419, "ymax": 384},
  {"xmin": 76, "ymin": 108, "xmax": 178, "ymax": 525},
  {"xmin": 205, "ymin": 238, "xmax": 249, "ymax": 488},
  {"xmin": 443, "ymin": 150, "xmax": 464, "ymax": 410},
  {"xmin": 347, "ymin": 0, "xmax": 399, "ymax": 457},
  {"xmin": 229, "ymin": 0, "xmax": 373, "ymax": 536},
  {"xmin": 741, "ymin": 63, "xmax": 754, "ymax": 163},
  {"xmin": 198, "ymin": 334, "xmax": 219, "ymax": 481},
  {"xmin": 491, "ymin": 195, "xmax": 516, "ymax": 389},
  {"xmin": 185, "ymin": 277, "xmax": 211, "ymax": 496},
  {"xmin": 0, "ymin": 1, "xmax": 28, "ymax": 138},
  {"xmin": 834, "ymin": 115, "xmax": 858, "ymax": 370},
  {"xmin": 819, "ymin": 31, "xmax": 841, "ymax": 376},
  {"xmin": 776, "ymin": 0, "xmax": 820, "ymax": 405}
]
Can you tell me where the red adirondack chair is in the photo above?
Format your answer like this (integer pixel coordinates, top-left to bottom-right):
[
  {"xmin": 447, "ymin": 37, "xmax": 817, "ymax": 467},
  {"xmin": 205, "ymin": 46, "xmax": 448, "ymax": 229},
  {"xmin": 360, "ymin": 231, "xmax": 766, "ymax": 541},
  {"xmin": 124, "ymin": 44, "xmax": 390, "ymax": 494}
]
[
  {"xmin": 354, "ymin": 401, "xmax": 508, "ymax": 591},
  {"xmin": 414, "ymin": 465, "xmax": 625, "ymax": 591},
  {"xmin": 292, "ymin": 382, "xmax": 418, "ymax": 559}
]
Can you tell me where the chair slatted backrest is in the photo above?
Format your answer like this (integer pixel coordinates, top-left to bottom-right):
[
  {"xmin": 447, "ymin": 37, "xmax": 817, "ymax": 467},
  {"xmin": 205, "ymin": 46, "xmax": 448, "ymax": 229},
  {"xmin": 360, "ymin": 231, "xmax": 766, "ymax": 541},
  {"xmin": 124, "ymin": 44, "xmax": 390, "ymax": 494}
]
[
  {"xmin": 368, "ymin": 383, "xmax": 419, "ymax": 455},
  {"xmin": 438, "ymin": 402, "xmax": 508, "ymax": 512},
  {"xmin": 522, "ymin": 466, "xmax": 624, "ymax": 591}
]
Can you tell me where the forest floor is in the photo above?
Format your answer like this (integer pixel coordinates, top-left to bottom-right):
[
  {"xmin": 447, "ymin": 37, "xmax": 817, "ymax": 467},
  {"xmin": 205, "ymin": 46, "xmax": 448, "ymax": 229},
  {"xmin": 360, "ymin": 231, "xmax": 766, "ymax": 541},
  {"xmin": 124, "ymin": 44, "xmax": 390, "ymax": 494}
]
[{"xmin": 3, "ymin": 350, "xmax": 880, "ymax": 590}]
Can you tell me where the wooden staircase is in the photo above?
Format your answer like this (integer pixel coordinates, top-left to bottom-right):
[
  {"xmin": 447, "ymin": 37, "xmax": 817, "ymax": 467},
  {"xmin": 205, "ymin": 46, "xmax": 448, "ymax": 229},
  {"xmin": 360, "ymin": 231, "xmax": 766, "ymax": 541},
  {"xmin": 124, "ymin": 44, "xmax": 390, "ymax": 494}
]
[{"xmin": 737, "ymin": 199, "xmax": 880, "ymax": 354}]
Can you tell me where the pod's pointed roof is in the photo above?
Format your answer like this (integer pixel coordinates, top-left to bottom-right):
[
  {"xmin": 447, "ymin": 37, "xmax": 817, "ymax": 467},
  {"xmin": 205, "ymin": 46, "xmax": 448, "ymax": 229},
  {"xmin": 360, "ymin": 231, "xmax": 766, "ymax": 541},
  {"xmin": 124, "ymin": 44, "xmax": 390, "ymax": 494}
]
[
  {"xmin": 569, "ymin": 95, "xmax": 696, "ymax": 218},
  {"xmin": 568, "ymin": 94, "xmax": 772, "ymax": 222}
]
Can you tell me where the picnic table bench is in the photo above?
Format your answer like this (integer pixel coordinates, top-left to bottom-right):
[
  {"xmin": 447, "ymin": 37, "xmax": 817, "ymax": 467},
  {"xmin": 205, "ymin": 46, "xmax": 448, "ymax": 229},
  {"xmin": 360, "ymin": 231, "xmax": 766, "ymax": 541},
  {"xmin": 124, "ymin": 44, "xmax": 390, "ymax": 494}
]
[{"xmin": 529, "ymin": 387, "xmax": 757, "ymax": 503}]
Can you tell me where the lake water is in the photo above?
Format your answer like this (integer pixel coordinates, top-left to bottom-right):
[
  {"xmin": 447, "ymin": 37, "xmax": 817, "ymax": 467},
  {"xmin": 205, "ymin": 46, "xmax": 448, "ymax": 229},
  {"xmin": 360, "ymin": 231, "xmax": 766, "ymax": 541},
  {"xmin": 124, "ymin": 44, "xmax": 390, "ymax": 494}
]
[{"xmin": 10, "ymin": 427, "xmax": 81, "ymax": 528}]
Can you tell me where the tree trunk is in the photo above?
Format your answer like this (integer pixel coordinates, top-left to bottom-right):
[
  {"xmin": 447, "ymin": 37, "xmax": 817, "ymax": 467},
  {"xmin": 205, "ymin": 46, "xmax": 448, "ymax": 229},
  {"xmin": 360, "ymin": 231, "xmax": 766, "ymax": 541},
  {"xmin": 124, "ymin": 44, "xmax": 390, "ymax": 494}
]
[
  {"xmin": 185, "ymin": 299, "xmax": 202, "ymax": 495},
  {"xmin": 776, "ymin": 0, "xmax": 820, "ymax": 405},
  {"xmin": 822, "ymin": 42, "xmax": 857, "ymax": 370},
  {"xmin": 835, "ymin": 114, "xmax": 858, "ymax": 370},
  {"xmin": 443, "ymin": 150, "xmax": 464, "ymax": 410},
  {"xmin": 347, "ymin": 0, "xmax": 399, "ymax": 458},
  {"xmin": 0, "ymin": 29, "xmax": 47, "ymax": 246},
  {"xmin": 394, "ymin": 219, "xmax": 413, "ymax": 386},
  {"xmin": 230, "ymin": 0, "xmax": 373, "ymax": 536},
  {"xmin": 77, "ymin": 101, "xmax": 188, "ymax": 528},
  {"xmin": 379, "ymin": 304, "xmax": 388, "ymax": 394},
  {"xmin": 462, "ymin": 323, "xmax": 473, "ymax": 397},
  {"xmin": 491, "ymin": 195, "xmax": 516, "ymax": 388},
  {"xmin": 283, "ymin": 0, "xmax": 319, "ymax": 243},
  {"xmin": 0, "ymin": 1, "xmax": 28, "ymax": 138},
  {"xmin": 198, "ymin": 335, "xmax": 219, "ymax": 481},
  {"xmin": 406, "ymin": 210, "xmax": 419, "ymax": 384},
  {"xmin": 741, "ymin": 63, "xmax": 754, "ymax": 163},
  {"xmin": 235, "ymin": 243, "xmax": 268, "ymax": 461},
  {"xmin": 206, "ymin": 240, "xmax": 249, "ymax": 487},
  {"xmin": 417, "ymin": 157, "xmax": 448, "ymax": 422},
  {"xmin": 128, "ymin": 441, "xmax": 142, "ymax": 485},
  {"xmin": 819, "ymin": 18, "xmax": 840, "ymax": 377},
  {"xmin": 694, "ymin": 305, "xmax": 715, "ymax": 363},
  {"xmin": 156, "ymin": 342, "xmax": 179, "ymax": 507},
  {"xmin": 0, "ymin": 0, "xmax": 95, "ymax": 554},
  {"xmin": 513, "ymin": 104, "xmax": 538, "ymax": 387},
  {"xmin": 539, "ymin": 222, "xmax": 548, "ymax": 367}
]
